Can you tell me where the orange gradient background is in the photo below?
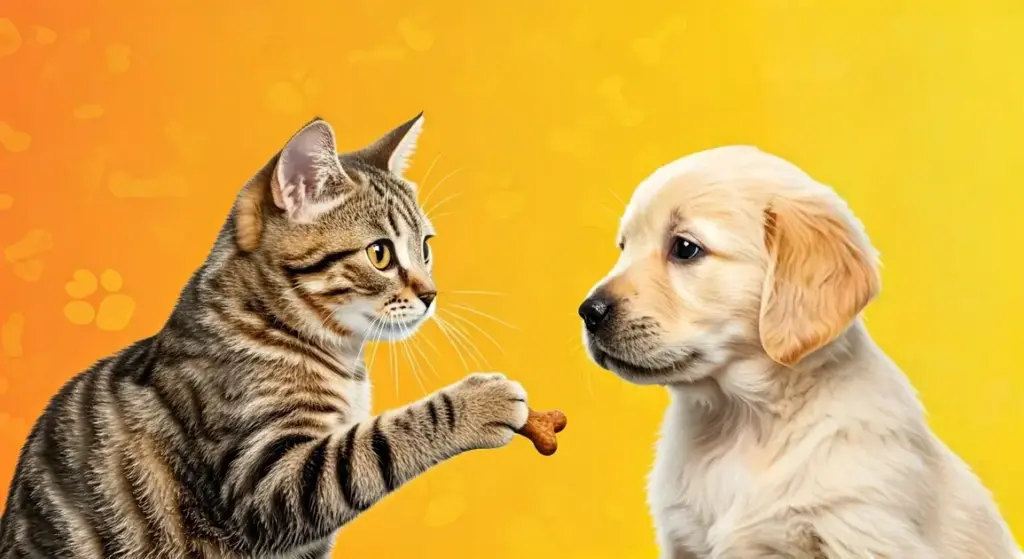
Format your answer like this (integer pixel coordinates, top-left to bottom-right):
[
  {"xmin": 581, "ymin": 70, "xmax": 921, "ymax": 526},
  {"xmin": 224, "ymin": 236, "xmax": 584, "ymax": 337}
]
[{"xmin": 2, "ymin": 1, "xmax": 1023, "ymax": 557}]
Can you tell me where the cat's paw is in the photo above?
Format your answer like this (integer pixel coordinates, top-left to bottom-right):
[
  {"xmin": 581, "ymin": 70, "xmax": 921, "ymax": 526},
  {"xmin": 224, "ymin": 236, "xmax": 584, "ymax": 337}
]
[{"xmin": 446, "ymin": 372, "xmax": 529, "ymax": 450}]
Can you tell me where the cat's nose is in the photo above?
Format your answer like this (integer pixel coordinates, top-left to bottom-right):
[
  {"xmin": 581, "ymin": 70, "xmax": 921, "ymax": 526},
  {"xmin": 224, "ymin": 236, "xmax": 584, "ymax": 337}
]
[
  {"xmin": 418, "ymin": 291, "xmax": 437, "ymax": 308},
  {"xmin": 578, "ymin": 294, "xmax": 614, "ymax": 333}
]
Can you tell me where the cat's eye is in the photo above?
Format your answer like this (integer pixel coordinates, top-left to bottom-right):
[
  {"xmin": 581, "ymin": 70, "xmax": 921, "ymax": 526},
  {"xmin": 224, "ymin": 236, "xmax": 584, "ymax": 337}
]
[
  {"xmin": 670, "ymin": 237, "xmax": 704, "ymax": 262},
  {"xmin": 367, "ymin": 240, "xmax": 394, "ymax": 270},
  {"xmin": 422, "ymin": 236, "xmax": 433, "ymax": 263}
]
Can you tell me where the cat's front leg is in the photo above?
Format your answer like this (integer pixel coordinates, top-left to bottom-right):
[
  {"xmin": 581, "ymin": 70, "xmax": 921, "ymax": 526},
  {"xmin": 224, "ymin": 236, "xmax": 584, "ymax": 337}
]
[
  {"xmin": 220, "ymin": 373, "xmax": 528, "ymax": 556},
  {"xmin": 336, "ymin": 372, "xmax": 531, "ymax": 504}
]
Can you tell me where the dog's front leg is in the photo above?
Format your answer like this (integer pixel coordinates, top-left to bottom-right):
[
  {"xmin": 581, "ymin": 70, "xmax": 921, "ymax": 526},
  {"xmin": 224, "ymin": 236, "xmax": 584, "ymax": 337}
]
[
  {"xmin": 659, "ymin": 546, "xmax": 702, "ymax": 559},
  {"xmin": 709, "ymin": 521, "xmax": 823, "ymax": 559},
  {"xmin": 712, "ymin": 542, "xmax": 819, "ymax": 559},
  {"xmin": 656, "ymin": 527, "xmax": 703, "ymax": 559}
]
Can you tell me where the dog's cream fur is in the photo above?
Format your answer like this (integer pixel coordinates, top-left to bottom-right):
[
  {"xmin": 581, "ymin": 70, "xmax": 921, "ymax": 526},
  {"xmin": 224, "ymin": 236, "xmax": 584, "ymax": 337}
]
[{"xmin": 581, "ymin": 146, "xmax": 1020, "ymax": 558}]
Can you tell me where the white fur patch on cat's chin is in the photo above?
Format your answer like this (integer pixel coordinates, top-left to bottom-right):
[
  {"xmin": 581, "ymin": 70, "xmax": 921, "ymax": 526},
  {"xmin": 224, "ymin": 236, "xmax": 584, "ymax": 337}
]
[
  {"xmin": 374, "ymin": 322, "xmax": 420, "ymax": 342},
  {"xmin": 373, "ymin": 303, "xmax": 435, "ymax": 342},
  {"xmin": 332, "ymin": 301, "xmax": 377, "ymax": 337},
  {"xmin": 332, "ymin": 300, "xmax": 435, "ymax": 342}
]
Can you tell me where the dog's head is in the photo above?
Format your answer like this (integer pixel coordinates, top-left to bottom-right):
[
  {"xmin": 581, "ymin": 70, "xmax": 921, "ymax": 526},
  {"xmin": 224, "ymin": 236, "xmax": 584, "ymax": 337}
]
[{"xmin": 580, "ymin": 146, "xmax": 880, "ymax": 385}]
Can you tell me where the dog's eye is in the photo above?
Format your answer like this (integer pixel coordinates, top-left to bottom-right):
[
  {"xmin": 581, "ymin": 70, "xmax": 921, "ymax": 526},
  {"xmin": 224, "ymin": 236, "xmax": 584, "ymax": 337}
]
[{"xmin": 670, "ymin": 237, "xmax": 703, "ymax": 261}]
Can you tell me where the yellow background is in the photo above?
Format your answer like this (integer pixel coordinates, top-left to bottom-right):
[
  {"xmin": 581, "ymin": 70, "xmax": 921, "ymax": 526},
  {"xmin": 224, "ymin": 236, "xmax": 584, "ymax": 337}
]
[{"xmin": 2, "ymin": 1, "xmax": 1023, "ymax": 556}]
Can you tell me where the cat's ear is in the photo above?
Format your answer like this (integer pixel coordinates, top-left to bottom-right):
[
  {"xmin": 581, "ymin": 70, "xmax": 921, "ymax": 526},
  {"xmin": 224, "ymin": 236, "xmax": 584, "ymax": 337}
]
[
  {"xmin": 355, "ymin": 112, "xmax": 424, "ymax": 177},
  {"xmin": 271, "ymin": 118, "xmax": 349, "ymax": 222}
]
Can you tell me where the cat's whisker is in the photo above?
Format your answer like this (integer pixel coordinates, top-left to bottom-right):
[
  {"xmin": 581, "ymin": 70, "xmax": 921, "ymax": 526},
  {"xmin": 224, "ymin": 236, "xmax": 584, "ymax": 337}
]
[
  {"xmin": 416, "ymin": 325, "xmax": 442, "ymax": 357},
  {"xmin": 431, "ymin": 316, "xmax": 469, "ymax": 373},
  {"xmin": 358, "ymin": 315, "xmax": 383, "ymax": 356},
  {"xmin": 441, "ymin": 322, "xmax": 492, "ymax": 376},
  {"xmin": 408, "ymin": 335, "xmax": 440, "ymax": 381},
  {"xmin": 434, "ymin": 315, "xmax": 475, "ymax": 368},
  {"xmin": 437, "ymin": 315, "xmax": 485, "ymax": 371},
  {"xmin": 444, "ymin": 290, "xmax": 505, "ymax": 297},
  {"xmin": 447, "ymin": 303, "xmax": 519, "ymax": 330},
  {"xmin": 435, "ymin": 315, "xmax": 487, "ymax": 369},
  {"xmin": 440, "ymin": 309, "xmax": 505, "ymax": 354},
  {"xmin": 417, "ymin": 152, "xmax": 443, "ymax": 197},
  {"xmin": 421, "ymin": 168, "xmax": 462, "ymax": 209},
  {"xmin": 425, "ymin": 191, "xmax": 462, "ymax": 218},
  {"xmin": 424, "ymin": 211, "xmax": 454, "ymax": 222},
  {"xmin": 387, "ymin": 316, "xmax": 400, "ymax": 397},
  {"xmin": 396, "ymin": 324, "xmax": 428, "ymax": 395},
  {"xmin": 398, "ymin": 322, "xmax": 433, "ymax": 386},
  {"xmin": 366, "ymin": 317, "xmax": 387, "ymax": 374}
]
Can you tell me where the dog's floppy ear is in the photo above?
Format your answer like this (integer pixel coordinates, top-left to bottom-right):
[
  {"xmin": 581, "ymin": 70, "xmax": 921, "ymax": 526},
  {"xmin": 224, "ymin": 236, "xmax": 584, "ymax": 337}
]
[{"xmin": 758, "ymin": 197, "xmax": 880, "ymax": 367}]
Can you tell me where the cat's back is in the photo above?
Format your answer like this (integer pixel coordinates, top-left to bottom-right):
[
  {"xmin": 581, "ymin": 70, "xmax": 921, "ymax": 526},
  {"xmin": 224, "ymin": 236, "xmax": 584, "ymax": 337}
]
[{"xmin": 0, "ymin": 336, "xmax": 197, "ymax": 558}]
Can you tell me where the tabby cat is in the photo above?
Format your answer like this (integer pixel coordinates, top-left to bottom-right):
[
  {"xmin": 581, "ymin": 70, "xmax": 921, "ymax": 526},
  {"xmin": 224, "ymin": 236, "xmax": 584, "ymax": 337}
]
[{"xmin": 0, "ymin": 115, "xmax": 530, "ymax": 558}]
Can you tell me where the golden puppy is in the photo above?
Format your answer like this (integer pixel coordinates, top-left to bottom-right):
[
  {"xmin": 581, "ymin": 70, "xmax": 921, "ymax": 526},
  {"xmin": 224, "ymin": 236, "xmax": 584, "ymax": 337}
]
[{"xmin": 579, "ymin": 146, "xmax": 1020, "ymax": 558}]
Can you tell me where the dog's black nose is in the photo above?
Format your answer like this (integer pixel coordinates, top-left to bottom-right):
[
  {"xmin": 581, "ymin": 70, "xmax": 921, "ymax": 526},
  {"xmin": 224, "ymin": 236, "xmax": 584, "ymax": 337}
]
[
  {"xmin": 578, "ymin": 295, "xmax": 614, "ymax": 333},
  {"xmin": 418, "ymin": 292, "xmax": 437, "ymax": 307}
]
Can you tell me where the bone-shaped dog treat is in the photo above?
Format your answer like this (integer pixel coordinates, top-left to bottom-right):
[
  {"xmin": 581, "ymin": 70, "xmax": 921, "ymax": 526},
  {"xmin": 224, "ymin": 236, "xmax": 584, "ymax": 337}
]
[{"xmin": 516, "ymin": 408, "xmax": 568, "ymax": 456}]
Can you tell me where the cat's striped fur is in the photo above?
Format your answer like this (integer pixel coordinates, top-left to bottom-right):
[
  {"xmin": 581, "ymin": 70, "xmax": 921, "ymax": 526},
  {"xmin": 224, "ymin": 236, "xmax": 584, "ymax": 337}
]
[{"xmin": 0, "ymin": 115, "xmax": 529, "ymax": 558}]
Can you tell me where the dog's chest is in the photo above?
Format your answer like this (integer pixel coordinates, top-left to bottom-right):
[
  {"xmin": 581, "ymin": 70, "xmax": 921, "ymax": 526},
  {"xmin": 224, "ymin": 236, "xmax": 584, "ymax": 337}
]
[{"xmin": 648, "ymin": 403, "xmax": 760, "ymax": 555}]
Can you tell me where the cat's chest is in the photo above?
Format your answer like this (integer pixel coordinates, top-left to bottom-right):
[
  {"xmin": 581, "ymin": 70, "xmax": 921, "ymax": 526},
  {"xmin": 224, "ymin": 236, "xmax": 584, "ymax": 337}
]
[{"xmin": 324, "ymin": 375, "xmax": 371, "ymax": 425}]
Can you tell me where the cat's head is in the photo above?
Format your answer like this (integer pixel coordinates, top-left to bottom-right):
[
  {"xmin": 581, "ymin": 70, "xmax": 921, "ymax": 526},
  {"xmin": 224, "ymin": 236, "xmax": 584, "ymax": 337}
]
[{"xmin": 234, "ymin": 115, "xmax": 435, "ymax": 343}]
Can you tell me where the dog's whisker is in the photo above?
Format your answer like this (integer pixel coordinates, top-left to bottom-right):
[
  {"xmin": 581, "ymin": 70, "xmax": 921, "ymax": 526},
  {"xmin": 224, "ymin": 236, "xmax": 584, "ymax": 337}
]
[
  {"xmin": 582, "ymin": 365, "xmax": 595, "ymax": 397},
  {"xmin": 578, "ymin": 223, "xmax": 617, "ymax": 235},
  {"xmin": 600, "ymin": 204, "xmax": 620, "ymax": 220},
  {"xmin": 605, "ymin": 187, "xmax": 627, "ymax": 209}
]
